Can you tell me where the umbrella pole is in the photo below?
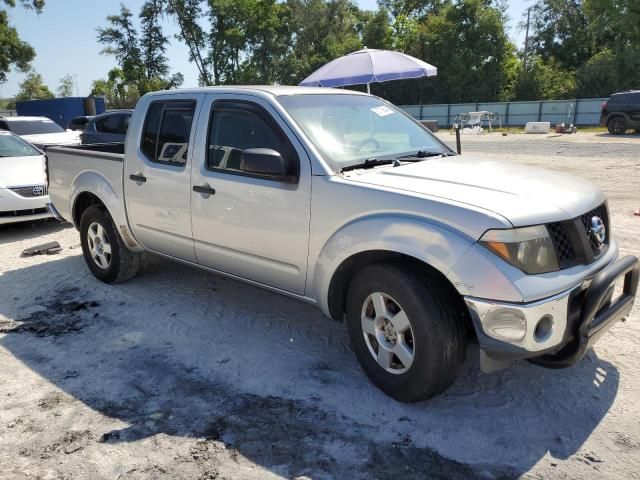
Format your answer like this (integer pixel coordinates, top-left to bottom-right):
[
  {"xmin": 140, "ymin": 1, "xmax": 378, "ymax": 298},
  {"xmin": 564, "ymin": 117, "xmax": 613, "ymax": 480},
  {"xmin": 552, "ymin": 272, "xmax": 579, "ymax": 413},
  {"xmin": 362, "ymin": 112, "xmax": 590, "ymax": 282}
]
[{"xmin": 367, "ymin": 83, "xmax": 370, "ymax": 94}]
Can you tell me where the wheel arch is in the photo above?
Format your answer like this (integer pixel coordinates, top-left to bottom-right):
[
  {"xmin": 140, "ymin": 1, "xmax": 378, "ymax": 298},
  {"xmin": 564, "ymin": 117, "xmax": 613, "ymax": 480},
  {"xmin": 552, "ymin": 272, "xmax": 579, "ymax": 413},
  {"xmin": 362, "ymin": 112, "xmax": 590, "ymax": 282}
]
[
  {"xmin": 70, "ymin": 172, "xmax": 142, "ymax": 252},
  {"xmin": 310, "ymin": 215, "xmax": 475, "ymax": 324}
]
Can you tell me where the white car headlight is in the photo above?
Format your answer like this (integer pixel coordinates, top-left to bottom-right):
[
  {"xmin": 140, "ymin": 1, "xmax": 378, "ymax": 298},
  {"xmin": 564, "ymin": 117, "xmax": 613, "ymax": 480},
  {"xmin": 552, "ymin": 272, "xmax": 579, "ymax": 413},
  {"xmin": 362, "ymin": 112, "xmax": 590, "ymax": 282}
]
[{"xmin": 480, "ymin": 225, "xmax": 559, "ymax": 274}]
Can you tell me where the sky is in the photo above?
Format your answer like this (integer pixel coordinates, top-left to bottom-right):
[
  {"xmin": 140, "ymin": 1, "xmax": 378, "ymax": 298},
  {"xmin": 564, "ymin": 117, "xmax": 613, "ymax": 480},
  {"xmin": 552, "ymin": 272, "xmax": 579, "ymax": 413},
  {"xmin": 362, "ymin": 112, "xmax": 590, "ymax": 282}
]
[{"xmin": 1, "ymin": 0, "xmax": 530, "ymax": 98}]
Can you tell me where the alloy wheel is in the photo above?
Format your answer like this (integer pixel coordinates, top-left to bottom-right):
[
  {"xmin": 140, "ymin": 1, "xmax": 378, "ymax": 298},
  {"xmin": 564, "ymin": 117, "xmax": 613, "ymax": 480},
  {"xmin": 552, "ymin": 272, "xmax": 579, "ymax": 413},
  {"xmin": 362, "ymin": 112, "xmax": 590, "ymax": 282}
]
[
  {"xmin": 87, "ymin": 221, "xmax": 112, "ymax": 269},
  {"xmin": 361, "ymin": 292, "xmax": 415, "ymax": 374}
]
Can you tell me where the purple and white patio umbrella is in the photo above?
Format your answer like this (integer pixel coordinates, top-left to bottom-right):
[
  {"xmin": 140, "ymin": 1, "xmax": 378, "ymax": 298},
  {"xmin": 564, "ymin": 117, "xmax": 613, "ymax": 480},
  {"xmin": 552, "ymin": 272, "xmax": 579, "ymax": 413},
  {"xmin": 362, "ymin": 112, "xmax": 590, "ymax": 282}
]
[{"xmin": 299, "ymin": 48, "xmax": 437, "ymax": 93}]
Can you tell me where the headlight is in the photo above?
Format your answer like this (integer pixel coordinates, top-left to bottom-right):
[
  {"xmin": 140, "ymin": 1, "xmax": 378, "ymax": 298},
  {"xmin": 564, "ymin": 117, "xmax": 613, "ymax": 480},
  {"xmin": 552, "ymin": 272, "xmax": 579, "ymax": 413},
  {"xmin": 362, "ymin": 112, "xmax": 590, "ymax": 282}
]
[{"xmin": 480, "ymin": 225, "xmax": 559, "ymax": 274}]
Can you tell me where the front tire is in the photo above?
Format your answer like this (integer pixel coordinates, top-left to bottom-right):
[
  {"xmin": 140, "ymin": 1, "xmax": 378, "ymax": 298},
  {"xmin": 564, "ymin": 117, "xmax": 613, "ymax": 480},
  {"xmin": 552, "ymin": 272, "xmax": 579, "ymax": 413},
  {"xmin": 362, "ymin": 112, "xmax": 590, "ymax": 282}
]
[
  {"xmin": 345, "ymin": 263, "xmax": 466, "ymax": 402},
  {"xmin": 607, "ymin": 116, "xmax": 627, "ymax": 135},
  {"xmin": 79, "ymin": 206, "xmax": 140, "ymax": 283}
]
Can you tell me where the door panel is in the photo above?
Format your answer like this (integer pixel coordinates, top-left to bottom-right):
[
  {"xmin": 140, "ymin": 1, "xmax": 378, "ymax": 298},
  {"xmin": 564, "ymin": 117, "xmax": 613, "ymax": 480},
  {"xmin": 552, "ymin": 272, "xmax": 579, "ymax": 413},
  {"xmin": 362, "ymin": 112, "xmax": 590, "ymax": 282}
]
[
  {"xmin": 190, "ymin": 94, "xmax": 311, "ymax": 294},
  {"xmin": 125, "ymin": 95, "xmax": 202, "ymax": 262}
]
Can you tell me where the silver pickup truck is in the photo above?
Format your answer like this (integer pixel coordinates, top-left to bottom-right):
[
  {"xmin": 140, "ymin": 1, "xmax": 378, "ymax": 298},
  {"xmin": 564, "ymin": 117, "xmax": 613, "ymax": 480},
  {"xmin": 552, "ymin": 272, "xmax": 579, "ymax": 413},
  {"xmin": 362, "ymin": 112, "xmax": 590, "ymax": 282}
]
[{"xmin": 46, "ymin": 86, "xmax": 639, "ymax": 402}]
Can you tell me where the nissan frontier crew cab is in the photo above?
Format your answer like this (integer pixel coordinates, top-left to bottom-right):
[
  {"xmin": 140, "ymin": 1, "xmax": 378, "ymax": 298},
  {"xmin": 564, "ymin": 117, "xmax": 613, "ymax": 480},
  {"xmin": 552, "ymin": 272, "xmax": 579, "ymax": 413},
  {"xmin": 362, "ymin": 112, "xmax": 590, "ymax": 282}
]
[{"xmin": 46, "ymin": 86, "xmax": 639, "ymax": 402}]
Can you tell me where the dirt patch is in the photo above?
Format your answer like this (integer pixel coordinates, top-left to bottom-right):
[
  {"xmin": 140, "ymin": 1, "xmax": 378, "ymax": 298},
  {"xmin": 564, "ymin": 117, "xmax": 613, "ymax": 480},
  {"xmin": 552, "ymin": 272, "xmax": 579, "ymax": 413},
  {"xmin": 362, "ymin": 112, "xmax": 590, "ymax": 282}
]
[{"xmin": 0, "ymin": 288, "xmax": 99, "ymax": 337}]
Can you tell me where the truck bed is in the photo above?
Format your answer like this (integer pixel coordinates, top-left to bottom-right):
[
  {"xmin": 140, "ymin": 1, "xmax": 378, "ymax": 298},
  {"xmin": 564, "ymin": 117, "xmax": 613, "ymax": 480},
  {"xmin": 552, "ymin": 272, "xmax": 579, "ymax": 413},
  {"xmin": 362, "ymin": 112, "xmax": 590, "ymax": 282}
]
[{"xmin": 46, "ymin": 143, "xmax": 125, "ymax": 224}]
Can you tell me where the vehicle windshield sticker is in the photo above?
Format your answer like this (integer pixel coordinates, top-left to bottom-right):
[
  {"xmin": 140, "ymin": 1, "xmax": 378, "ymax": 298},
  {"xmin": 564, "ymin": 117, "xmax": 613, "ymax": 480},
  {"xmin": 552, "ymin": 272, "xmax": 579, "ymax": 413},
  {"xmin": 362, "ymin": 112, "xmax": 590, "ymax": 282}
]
[{"xmin": 371, "ymin": 106, "xmax": 395, "ymax": 117}]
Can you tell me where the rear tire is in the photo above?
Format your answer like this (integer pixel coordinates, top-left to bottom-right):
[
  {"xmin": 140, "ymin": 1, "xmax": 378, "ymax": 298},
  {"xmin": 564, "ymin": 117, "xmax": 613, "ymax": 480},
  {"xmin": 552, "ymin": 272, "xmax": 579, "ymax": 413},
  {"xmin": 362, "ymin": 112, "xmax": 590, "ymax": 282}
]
[
  {"xmin": 607, "ymin": 116, "xmax": 627, "ymax": 135},
  {"xmin": 79, "ymin": 206, "xmax": 140, "ymax": 284},
  {"xmin": 345, "ymin": 263, "xmax": 466, "ymax": 402}
]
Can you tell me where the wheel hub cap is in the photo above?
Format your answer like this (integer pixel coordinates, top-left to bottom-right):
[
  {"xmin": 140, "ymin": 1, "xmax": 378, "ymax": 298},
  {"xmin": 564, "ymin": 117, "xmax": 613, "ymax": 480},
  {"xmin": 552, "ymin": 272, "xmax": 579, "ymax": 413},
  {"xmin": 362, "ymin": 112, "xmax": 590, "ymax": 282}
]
[
  {"xmin": 87, "ymin": 221, "xmax": 112, "ymax": 269},
  {"xmin": 361, "ymin": 292, "xmax": 415, "ymax": 374}
]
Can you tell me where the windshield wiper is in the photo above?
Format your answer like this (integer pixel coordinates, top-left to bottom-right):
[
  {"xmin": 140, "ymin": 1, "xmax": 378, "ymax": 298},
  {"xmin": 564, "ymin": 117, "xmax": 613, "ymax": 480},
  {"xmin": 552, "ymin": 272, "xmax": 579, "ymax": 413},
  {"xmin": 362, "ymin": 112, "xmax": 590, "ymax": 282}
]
[
  {"xmin": 340, "ymin": 158, "xmax": 395, "ymax": 172},
  {"xmin": 396, "ymin": 150, "xmax": 452, "ymax": 160}
]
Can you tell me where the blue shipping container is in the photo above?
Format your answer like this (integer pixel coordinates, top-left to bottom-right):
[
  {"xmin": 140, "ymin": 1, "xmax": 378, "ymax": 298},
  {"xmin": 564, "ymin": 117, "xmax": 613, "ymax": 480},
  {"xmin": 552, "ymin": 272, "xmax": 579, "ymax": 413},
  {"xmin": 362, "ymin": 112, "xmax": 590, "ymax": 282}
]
[{"xmin": 15, "ymin": 97, "xmax": 106, "ymax": 129}]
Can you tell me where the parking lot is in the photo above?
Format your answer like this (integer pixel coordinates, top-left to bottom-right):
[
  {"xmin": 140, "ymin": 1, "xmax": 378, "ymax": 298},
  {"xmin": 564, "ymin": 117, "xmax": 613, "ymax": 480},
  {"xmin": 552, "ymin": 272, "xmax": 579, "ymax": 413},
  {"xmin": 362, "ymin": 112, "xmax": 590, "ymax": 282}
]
[{"xmin": 1, "ymin": 131, "xmax": 639, "ymax": 480}]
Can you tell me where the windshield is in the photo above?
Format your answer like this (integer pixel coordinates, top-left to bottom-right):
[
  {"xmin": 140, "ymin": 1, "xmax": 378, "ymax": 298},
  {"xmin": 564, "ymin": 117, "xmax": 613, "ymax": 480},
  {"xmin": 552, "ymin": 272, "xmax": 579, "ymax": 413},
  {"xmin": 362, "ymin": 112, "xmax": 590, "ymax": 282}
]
[
  {"xmin": 278, "ymin": 94, "xmax": 448, "ymax": 171},
  {"xmin": 0, "ymin": 134, "xmax": 41, "ymax": 157},
  {"xmin": 7, "ymin": 119, "xmax": 65, "ymax": 136}
]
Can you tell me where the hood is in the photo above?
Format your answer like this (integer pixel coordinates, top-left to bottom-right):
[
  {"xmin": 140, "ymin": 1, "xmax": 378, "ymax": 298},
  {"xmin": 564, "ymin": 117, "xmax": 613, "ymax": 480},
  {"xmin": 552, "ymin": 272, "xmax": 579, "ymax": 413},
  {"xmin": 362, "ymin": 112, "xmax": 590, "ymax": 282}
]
[
  {"xmin": 0, "ymin": 154, "xmax": 47, "ymax": 187},
  {"xmin": 343, "ymin": 155, "xmax": 605, "ymax": 226},
  {"xmin": 20, "ymin": 131, "xmax": 81, "ymax": 147}
]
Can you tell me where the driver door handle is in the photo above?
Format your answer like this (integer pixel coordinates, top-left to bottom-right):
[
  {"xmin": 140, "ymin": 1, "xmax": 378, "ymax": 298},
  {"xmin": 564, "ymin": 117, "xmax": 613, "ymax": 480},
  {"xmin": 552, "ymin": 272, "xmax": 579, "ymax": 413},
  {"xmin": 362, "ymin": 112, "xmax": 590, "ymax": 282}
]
[
  {"xmin": 193, "ymin": 184, "xmax": 216, "ymax": 196},
  {"xmin": 129, "ymin": 174, "xmax": 147, "ymax": 183}
]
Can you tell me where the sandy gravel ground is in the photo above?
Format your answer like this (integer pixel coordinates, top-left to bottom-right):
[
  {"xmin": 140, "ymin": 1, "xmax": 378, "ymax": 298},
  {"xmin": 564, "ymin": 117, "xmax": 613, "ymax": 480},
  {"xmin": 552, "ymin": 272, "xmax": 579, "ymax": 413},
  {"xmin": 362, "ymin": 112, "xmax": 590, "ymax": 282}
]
[{"xmin": 1, "ymin": 131, "xmax": 639, "ymax": 480}]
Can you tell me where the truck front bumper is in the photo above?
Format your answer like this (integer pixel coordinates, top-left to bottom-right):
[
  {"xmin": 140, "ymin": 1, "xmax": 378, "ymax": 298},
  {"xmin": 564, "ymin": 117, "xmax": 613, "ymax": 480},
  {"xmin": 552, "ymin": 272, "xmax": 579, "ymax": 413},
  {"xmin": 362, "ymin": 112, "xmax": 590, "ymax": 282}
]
[{"xmin": 465, "ymin": 255, "xmax": 639, "ymax": 369}]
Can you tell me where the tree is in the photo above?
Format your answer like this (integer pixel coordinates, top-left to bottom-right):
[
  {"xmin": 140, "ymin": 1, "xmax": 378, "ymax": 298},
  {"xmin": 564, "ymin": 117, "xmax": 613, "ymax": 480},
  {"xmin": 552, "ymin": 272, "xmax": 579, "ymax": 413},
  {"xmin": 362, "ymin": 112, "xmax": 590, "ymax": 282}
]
[
  {"xmin": 528, "ymin": 0, "xmax": 593, "ymax": 70},
  {"xmin": 512, "ymin": 56, "xmax": 576, "ymax": 100},
  {"xmin": 98, "ymin": 2, "xmax": 182, "ymax": 95},
  {"xmin": 15, "ymin": 70, "xmax": 54, "ymax": 101},
  {"xmin": 139, "ymin": 0, "xmax": 169, "ymax": 79},
  {"xmin": 382, "ymin": 0, "xmax": 515, "ymax": 104},
  {"xmin": 0, "ymin": 0, "xmax": 45, "ymax": 82},
  {"xmin": 97, "ymin": 4, "xmax": 144, "ymax": 86},
  {"xmin": 57, "ymin": 74, "xmax": 74, "ymax": 97},
  {"xmin": 90, "ymin": 68, "xmax": 139, "ymax": 109},
  {"xmin": 575, "ymin": 49, "xmax": 618, "ymax": 97},
  {"xmin": 166, "ymin": 0, "xmax": 212, "ymax": 85},
  {"xmin": 283, "ymin": 0, "xmax": 362, "ymax": 84},
  {"xmin": 378, "ymin": 0, "xmax": 447, "ymax": 19},
  {"xmin": 361, "ymin": 8, "xmax": 394, "ymax": 49}
]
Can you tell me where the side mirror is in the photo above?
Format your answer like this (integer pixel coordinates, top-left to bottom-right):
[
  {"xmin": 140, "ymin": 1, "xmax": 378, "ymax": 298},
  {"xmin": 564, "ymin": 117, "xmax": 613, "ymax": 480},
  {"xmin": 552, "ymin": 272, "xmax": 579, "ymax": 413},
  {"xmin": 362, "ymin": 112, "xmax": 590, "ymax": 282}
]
[{"xmin": 241, "ymin": 148, "xmax": 289, "ymax": 178}]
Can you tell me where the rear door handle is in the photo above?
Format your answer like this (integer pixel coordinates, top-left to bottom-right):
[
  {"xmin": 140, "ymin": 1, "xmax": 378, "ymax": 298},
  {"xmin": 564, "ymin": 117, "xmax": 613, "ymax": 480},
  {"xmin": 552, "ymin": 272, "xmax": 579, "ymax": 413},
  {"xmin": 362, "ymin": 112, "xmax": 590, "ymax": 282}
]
[
  {"xmin": 193, "ymin": 184, "xmax": 216, "ymax": 196},
  {"xmin": 129, "ymin": 174, "xmax": 147, "ymax": 183}
]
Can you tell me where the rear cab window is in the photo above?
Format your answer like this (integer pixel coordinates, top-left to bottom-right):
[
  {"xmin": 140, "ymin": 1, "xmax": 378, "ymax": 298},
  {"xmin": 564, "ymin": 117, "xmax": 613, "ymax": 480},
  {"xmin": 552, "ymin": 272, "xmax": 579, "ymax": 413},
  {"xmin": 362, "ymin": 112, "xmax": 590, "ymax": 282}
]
[{"xmin": 141, "ymin": 101, "xmax": 196, "ymax": 166}]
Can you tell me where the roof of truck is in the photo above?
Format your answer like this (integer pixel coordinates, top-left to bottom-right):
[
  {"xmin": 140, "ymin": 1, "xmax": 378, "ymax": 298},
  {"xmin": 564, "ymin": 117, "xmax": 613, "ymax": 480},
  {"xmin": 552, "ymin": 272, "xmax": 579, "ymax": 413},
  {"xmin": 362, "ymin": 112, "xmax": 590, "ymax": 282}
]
[{"xmin": 145, "ymin": 85, "xmax": 368, "ymax": 97}]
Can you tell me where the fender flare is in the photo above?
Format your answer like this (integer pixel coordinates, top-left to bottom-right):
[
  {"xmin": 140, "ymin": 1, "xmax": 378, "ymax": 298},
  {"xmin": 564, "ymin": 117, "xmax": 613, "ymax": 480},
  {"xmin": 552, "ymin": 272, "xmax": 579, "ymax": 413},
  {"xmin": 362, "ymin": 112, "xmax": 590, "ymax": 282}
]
[
  {"xmin": 69, "ymin": 171, "xmax": 144, "ymax": 252},
  {"xmin": 309, "ymin": 214, "xmax": 475, "ymax": 318}
]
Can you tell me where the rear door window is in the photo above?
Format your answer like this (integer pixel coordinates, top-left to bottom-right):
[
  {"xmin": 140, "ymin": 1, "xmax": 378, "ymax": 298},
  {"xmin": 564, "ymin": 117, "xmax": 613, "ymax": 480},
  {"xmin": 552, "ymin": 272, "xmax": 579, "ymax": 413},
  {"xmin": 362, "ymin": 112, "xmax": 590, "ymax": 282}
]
[{"xmin": 140, "ymin": 101, "xmax": 196, "ymax": 166}]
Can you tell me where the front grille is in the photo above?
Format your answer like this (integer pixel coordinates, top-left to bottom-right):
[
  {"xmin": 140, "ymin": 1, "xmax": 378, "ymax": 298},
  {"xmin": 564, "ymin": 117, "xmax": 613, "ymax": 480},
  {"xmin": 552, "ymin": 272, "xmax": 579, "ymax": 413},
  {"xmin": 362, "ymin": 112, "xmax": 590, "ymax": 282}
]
[
  {"xmin": 580, "ymin": 204, "xmax": 609, "ymax": 255},
  {"xmin": 8, "ymin": 184, "xmax": 48, "ymax": 198},
  {"xmin": 547, "ymin": 222, "xmax": 577, "ymax": 267},
  {"xmin": 0, "ymin": 207, "xmax": 48, "ymax": 217},
  {"xmin": 546, "ymin": 202, "xmax": 610, "ymax": 270}
]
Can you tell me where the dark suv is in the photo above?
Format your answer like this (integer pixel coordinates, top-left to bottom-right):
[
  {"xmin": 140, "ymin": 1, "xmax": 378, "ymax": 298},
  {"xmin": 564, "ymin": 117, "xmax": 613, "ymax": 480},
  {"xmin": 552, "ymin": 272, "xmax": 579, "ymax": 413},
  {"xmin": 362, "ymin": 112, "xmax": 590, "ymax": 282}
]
[
  {"xmin": 81, "ymin": 110, "xmax": 132, "ymax": 144},
  {"xmin": 600, "ymin": 90, "xmax": 640, "ymax": 135}
]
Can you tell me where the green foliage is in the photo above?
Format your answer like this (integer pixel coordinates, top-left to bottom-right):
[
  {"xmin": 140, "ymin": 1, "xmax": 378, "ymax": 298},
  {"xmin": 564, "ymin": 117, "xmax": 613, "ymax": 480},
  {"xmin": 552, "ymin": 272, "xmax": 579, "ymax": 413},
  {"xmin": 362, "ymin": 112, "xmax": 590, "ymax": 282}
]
[
  {"xmin": 86, "ymin": 0, "xmax": 637, "ymax": 105},
  {"xmin": 513, "ymin": 56, "xmax": 576, "ymax": 100},
  {"xmin": 390, "ymin": 0, "xmax": 515, "ymax": 103},
  {"xmin": 15, "ymin": 70, "xmax": 54, "ymax": 101},
  {"xmin": 96, "ymin": 1, "xmax": 182, "ymax": 97},
  {"xmin": 57, "ymin": 74, "xmax": 74, "ymax": 97},
  {"xmin": 90, "ymin": 68, "xmax": 140, "ymax": 109},
  {"xmin": 529, "ymin": 0, "xmax": 593, "ymax": 70},
  {"xmin": 526, "ymin": 0, "xmax": 640, "ymax": 100},
  {"xmin": 0, "ymin": 0, "xmax": 44, "ymax": 82},
  {"xmin": 97, "ymin": 4, "xmax": 145, "ymax": 86},
  {"xmin": 361, "ymin": 8, "xmax": 394, "ymax": 50},
  {"xmin": 0, "ymin": 97, "xmax": 16, "ymax": 109},
  {"xmin": 140, "ymin": 0, "xmax": 170, "ymax": 79}
]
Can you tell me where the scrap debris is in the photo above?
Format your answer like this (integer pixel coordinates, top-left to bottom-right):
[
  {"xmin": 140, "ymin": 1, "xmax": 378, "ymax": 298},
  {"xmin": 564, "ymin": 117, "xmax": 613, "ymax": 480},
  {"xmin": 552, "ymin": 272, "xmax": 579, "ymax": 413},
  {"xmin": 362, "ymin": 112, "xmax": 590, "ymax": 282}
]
[{"xmin": 21, "ymin": 241, "xmax": 62, "ymax": 257}]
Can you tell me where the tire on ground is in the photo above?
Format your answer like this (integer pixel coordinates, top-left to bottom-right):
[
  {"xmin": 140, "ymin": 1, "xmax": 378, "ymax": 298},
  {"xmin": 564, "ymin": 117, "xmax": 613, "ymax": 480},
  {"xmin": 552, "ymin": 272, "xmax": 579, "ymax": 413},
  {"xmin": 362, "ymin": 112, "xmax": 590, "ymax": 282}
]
[
  {"xmin": 345, "ymin": 262, "xmax": 466, "ymax": 402},
  {"xmin": 607, "ymin": 116, "xmax": 627, "ymax": 135},
  {"xmin": 79, "ymin": 205, "xmax": 140, "ymax": 284}
]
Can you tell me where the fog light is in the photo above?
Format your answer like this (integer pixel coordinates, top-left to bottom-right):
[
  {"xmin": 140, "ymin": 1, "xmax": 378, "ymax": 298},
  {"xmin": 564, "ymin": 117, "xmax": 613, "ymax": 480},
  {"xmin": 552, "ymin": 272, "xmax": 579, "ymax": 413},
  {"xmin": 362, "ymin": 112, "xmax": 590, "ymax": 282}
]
[
  {"xmin": 484, "ymin": 308, "xmax": 527, "ymax": 342},
  {"xmin": 534, "ymin": 315, "xmax": 554, "ymax": 342}
]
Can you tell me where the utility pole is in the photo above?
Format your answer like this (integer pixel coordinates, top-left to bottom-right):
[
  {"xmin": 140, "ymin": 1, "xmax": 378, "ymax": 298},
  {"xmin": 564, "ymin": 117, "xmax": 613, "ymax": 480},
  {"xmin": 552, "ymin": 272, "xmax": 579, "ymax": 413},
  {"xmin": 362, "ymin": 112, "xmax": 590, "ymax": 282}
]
[
  {"xmin": 523, "ymin": 7, "xmax": 531, "ymax": 71},
  {"xmin": 74, "ymin": 74, "xmax": 79, "ymax": 96}
]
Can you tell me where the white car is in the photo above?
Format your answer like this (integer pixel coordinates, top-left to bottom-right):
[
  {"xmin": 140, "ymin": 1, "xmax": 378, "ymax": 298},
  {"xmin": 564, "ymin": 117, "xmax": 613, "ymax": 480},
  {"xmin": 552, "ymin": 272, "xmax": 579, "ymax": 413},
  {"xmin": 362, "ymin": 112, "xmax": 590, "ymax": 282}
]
[
  {"xmin": 0, "ymin": 116, "xmax": 81, "ymax": 148},
  {"xmin": 0, "ymin": 131, "xmax": 52, "ymax": 225}
]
